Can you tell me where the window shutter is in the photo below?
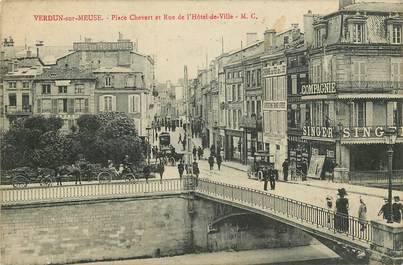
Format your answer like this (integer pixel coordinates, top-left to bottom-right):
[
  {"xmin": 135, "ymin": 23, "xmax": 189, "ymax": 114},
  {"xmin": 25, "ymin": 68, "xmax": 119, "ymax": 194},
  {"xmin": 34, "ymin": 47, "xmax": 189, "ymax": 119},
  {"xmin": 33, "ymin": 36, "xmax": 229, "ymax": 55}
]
[
  {"xmin": 84, "ymin": 98, "xmax": 89, "ymax": 113},
  {"xmin": 135, "ymin": 95, "xmax": 140, "ymax": 113},
  {"xmin": 37, "ymin": 99, "xmax": 41, "ymax": 113},
  {"xmin": 99, "ymin": 95, "xmax": 104, "ymax": 112},
  {"xmin": 128, "ymin": 95, "xmax": 133, "ymax": 113},
  {"xmin": 52, "ymin": 99, "xmax": 58, "ymax": 114},
  {"xmin": 111, "ymin": 95, "xmax": 116, "ymax": 111}
]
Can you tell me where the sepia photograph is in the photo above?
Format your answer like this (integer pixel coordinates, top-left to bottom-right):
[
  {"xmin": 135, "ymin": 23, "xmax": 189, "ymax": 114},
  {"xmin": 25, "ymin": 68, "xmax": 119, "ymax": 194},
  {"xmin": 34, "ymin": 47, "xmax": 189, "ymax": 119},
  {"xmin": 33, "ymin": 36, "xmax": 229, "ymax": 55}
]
[{"xmin": 0, "ymin": 0, "xmax": 402, "ymax": 264}]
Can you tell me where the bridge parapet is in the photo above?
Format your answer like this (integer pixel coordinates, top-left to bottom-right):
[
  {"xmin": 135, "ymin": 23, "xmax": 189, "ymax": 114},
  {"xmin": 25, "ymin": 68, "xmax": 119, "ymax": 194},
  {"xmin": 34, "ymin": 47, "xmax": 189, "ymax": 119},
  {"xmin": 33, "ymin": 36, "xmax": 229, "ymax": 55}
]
[{"xmin": 368, "ymin": 221, "xmax": 403, "ymax": 265}]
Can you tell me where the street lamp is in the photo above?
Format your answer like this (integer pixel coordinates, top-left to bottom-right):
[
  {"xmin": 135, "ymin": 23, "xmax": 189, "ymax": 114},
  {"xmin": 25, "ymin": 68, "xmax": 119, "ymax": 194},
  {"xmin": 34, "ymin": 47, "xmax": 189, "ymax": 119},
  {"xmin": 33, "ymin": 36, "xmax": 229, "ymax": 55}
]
[
  {"xmin": 383, "ymin": 127, "xmax": 397, "ymax": 223},
  {"xmin": 146, "ymin": 126, "xmax": 152, "ymax": 164}
]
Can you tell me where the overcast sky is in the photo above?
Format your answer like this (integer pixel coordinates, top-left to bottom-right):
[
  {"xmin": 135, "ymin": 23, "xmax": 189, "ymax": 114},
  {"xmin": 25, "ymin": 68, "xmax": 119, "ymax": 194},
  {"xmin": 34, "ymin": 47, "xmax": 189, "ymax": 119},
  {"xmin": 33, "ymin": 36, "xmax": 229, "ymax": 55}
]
[{"xmin": 0, "ymin": 0, "xmax": 398, "ymax": 83}]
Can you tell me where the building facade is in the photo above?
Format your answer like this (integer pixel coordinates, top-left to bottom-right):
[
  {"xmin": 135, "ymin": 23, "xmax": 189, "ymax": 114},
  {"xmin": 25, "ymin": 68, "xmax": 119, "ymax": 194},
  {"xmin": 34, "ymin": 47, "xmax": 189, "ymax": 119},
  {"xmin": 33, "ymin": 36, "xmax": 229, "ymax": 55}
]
[{"xmin": 301, "ymin": 1, "xmax": 403, "ymax": 178}]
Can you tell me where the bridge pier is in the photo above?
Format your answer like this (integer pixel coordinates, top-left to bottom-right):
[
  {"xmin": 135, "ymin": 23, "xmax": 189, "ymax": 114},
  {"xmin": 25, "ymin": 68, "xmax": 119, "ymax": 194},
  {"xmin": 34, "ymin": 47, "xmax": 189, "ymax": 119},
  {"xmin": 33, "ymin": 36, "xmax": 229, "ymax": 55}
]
[{"xmin": 367, "ymin": 220, "xmax": 403, "ymax": 265}]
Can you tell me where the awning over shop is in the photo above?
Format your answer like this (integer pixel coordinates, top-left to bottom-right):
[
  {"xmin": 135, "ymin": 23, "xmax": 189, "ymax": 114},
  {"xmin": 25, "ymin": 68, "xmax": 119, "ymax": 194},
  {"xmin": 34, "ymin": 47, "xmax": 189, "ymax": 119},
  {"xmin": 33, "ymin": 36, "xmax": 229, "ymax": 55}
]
[
  {"xmin": 337, "ymin": 93, "xmax": 403, "ymax": 100},
  {"xmin": 341, "ymin": 138, "xmax": 403, "ymax": 144}
]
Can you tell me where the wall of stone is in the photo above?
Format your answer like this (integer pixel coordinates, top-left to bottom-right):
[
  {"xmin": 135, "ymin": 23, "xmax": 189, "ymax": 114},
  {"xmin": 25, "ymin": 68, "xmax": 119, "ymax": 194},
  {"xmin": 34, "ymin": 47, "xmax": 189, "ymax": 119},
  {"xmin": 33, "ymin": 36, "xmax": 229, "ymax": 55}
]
[
  {"xmin": 1, "ymin": 195, "xmax": 190, "ymax": 265},
  {"xmin": 191, "ymin": 196, "xmax": 314, "ymax": 252},
  {"xmin": 1, "ymin": 194, "xmax": 316, "ymax": 265}
]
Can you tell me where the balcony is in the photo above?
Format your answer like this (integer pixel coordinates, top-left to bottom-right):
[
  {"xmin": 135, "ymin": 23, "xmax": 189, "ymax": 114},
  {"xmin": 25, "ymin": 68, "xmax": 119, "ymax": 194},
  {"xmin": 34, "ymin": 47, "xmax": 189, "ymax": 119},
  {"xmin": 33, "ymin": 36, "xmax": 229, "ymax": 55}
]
[
  {"xmin": 337, "ymin": 81, "xmax": 403, "ymax": 93},
  {"xmin": 5, "ymin": 105, "xmax": 32, "ymax": 116}
]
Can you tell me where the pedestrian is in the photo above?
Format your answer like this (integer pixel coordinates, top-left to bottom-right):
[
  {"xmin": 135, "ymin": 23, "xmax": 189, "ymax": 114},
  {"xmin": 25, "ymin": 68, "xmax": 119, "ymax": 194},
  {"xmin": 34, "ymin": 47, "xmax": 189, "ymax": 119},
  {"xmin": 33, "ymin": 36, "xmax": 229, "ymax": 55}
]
[
  {"xmin": 327, "ymin": 159, "xmax": 338, "ymax": 182},
  {"xmin": 378, "ymin": 198, "xmax": 392, "ymax": 221},
  {"xmin": 192, "ymin": 160, "xmax": 200, "ymax": 186},
  {"xmin": 197, "ymin": 146, "xmax": 203, "ymax": 160},
  {"xmin": 193, "ymin": 146, "xmax": 197, "ymax": 160},
  {"xmin": 263, "ymin": 166, "xmax": 269, "ymax": 191},
  {"xmin": 178, "ymin": 133, "xmax": 182, "ymax": 144},
  {"xmin": 335, "ymin": 188, "xmax": 349, "ymax": 232},
  {"xmin": 269, "ymin": 164, "xmax": 276, "ymax": 190},
  {"xmin": 326, "ymin": 195, "xmax": 333, "ymax": 227},
  {"xmin": 358, "ymin": 197, "xmax": 367, "ymax": 232},
  {"xmin": 282, "ymin": 159, "xmax": 289, "ymax": 181},
  {"xmin": 155, "ymin": 131, "xmax": 158, "ymax": 141},
  {"xmin": 177, "ymin": 160, "xmax": 184, "ymax": 178},
  {"xmin": 208, "ymin": 155, "xmax": 214, "ymax": 170},
  {"xmin": 392, "ymin": 196, "xmax": 402, "ymax": 223},
  {"xmin": 158, "ymin": 161, "xmax": 165, "ymax": 180},
  {"xmin": 216, "ymin": 153, "xmax": 222, "ymax": 171},
  {"xmin": 72, "ymin": 163, "xmax": 81, "ymax": 185},
  {"xmin": 301, "ymin": 161, "xmax": 308, "ymax": 181},
  {"xmin": 143, "ymin": 163, "xmax": 150, "ymax": 183},
  {"xmin": 210, "ymin": 144, "xmax": 216, "ymax": 157},
  {"xmin": 55, "ymin": 166, "xmax": 63, "ymax": 186}
]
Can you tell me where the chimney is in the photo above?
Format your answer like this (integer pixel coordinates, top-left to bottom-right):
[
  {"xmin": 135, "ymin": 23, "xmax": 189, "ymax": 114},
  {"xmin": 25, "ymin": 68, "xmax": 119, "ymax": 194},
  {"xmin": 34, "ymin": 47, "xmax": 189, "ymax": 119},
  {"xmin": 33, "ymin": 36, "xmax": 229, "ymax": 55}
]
[
  {"xmin": 303, "ymin": 10, "xmax": 314, "ymax": 48},
  {"xmin": 26, "ymin": 49, "xmax": 32, "ymax": 57},
  {"xmin": 264, "ymin": 29, "xmax": 276, "ymax": 52},
  {"xmin": 246, "ymin": 32, "xmax": 258, "ymax": 46},
  {"xmin": 339, "ymin": 0, "xmax": 354, "ymax": 10}
]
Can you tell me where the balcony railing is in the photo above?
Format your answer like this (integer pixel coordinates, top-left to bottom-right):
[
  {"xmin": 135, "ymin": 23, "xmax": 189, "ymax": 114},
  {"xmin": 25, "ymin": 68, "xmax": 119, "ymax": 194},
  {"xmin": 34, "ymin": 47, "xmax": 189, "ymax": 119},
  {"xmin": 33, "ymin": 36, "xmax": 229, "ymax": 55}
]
[
  {"xmin": 336, "ymin": 81, "xmax": 403, "ymax": 93},
  {"xmin": 5, "ymin": 105, "xmax": 32, "ymax": 115}
]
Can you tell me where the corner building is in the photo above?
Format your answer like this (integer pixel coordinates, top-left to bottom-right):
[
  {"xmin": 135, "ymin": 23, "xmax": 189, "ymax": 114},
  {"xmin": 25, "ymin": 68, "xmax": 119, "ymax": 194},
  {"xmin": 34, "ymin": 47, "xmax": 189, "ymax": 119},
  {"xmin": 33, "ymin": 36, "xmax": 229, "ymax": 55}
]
[{"xmin": 301, "ymin": 1, "xmax": 403, "ymax": 179}]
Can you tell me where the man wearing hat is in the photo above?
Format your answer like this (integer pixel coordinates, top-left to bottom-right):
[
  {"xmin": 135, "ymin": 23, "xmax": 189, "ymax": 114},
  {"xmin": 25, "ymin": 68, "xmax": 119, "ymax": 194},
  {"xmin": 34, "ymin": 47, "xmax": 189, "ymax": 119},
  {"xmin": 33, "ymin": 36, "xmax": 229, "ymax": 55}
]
[
  {"xmin": 378, "ymin": 198, "xmax": 392, "ymax": 221},
  {"xmin": 393, "ymin": 196, "xmax": 402, "ymax": 223}
]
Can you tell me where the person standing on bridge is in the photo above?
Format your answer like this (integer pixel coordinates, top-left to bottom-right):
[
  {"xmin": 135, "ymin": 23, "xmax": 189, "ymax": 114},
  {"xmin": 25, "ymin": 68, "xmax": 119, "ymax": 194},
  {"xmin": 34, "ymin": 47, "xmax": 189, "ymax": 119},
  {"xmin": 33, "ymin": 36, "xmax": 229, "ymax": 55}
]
[
  {"xmin": 197, "ymin": 146, "xmax": 203, "ymax": 160},
  {"xmin": 282, "ymin": 159, "xmax": 289, "ymax": 181},
  {"xmin": 358, "ymin": 197, "xmax": 367, "ymax": 232},
  {"xmin": 392, "ymin": 196, "xmax": 402, "ymax": 223},
  {"xmin": 177, "ymin": 160, "xmax": 184, "ymax": 178},
  {"xmin": 158, "ymin": 161, "xmax": 165, "ymax": 181},
  {"xmin": 263, "ymin": 166, "xmax": 269, "ymax": 191},
  {"xmin": 335, "ymin": 188, "xmax": 349, "ymax": 232},
  {"xmin": 378, "ymin": 198, "xmax": 392, "ymax": 221},
  {"xmin": 216, "ymin": 153, "xmax": 222, "ymax": 171},
  {"xmin": 269, "ymin": 164, "xmax": 276, "ymax": 190}
]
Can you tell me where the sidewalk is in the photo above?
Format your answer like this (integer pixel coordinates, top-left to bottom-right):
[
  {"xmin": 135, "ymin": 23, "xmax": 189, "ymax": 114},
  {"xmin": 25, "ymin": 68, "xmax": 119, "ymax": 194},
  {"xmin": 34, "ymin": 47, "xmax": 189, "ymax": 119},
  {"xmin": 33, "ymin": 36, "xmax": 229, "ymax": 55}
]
[{"xmin": 190, "ymin": 136, "xmax": 399, "ymax": 199}]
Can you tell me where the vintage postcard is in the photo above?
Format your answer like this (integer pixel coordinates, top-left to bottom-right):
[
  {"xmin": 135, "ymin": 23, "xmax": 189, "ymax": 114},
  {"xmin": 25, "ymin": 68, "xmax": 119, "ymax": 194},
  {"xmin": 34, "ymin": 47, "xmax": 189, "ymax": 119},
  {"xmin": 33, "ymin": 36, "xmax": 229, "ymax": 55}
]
[{"xmin": 1, "ymin": 0, "xmax": 402, "ymax": 264}]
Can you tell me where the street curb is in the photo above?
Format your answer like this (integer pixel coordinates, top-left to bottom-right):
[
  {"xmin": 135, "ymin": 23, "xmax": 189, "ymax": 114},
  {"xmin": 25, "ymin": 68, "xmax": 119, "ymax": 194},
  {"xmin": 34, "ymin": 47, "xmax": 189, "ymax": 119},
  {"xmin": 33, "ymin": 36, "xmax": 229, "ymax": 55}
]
[{"xmin": 221, "ymin": 163, "xmax": 385, "ymax": 199}]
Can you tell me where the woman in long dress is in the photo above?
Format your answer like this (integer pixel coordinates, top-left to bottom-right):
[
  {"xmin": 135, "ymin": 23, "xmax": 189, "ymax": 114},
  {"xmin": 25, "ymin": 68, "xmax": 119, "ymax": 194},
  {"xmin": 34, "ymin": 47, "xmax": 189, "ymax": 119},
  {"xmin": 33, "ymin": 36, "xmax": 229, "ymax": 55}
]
[{"xmin": 335, "ymin": 188, "xmax": 349, "ymax": 232}]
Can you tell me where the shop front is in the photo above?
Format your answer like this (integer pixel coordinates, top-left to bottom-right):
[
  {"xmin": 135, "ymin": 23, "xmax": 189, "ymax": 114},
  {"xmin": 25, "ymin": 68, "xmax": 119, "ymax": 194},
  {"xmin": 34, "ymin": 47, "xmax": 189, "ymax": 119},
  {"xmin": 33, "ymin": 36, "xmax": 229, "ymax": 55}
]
[
  {"xmin": 287, "ymin": 134, "xmax": 309, "ymax": 173},
  {"xmin": 224, "ymin": 129, "xmax": 243, "ymax": 162}
]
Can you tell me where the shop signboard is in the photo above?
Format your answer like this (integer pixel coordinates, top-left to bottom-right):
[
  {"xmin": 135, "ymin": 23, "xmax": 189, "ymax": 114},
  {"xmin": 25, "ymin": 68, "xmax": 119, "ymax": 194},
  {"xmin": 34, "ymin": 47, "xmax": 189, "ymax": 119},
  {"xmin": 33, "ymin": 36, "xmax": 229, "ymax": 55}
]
[
  {"xmin": 300, "ymin": 82, "xmax": 336, "ymax": 95},
  {"xmin": 302, "ymin": 126, "xmax": 334, "ymax": 138},
  {"xmin": 342, "ymin": 126, "xmax": 403, "ymax": 138},
  {"xmin": 307, "ymin": 154, "xmax": 326, "ymax": 179}
]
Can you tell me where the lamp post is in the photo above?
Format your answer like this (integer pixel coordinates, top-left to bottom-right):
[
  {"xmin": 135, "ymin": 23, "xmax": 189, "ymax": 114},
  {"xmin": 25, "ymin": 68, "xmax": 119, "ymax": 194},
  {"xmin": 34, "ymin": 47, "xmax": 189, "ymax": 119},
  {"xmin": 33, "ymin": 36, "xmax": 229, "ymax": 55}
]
[
  {"xmin": 383, "ymin": 127, "xmax": 397, "ymax": 223},
  {"xmin": 146, "ymin": 126, "xmax": 152, "ymax": 164}
]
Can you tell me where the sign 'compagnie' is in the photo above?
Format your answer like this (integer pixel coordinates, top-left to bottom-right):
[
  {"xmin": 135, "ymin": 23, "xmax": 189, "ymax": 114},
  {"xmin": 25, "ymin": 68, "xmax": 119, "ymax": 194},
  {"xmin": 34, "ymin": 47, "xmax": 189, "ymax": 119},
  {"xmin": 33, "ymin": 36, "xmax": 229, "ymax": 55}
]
[{"xmin": 301, "ymin": 82, "xmax": 337, "ymax": 95}]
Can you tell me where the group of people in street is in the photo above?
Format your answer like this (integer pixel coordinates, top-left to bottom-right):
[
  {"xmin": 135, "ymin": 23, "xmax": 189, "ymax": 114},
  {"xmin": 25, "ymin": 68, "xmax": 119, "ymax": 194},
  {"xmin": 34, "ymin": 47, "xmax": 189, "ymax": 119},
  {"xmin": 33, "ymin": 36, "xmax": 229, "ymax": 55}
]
[
  {"xmin": 281, "ymin": 158, "xmax": 308, "ymax": 182},
  {"xmin": 262, "ymin": 164, "xmax": 278, "ymax": 191}
]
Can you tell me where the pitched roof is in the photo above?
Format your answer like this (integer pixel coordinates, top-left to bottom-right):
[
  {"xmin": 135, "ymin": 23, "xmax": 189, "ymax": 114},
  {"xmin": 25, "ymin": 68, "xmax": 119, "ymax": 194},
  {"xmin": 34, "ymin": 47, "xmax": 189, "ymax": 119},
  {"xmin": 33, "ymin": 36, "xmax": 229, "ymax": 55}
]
[
  {"xmin": 340, "ymin": 2, "xmax": 403, "ymax": 13},
  {"xmin": 35, "ymin": 67, "xmax": 96, "ymax": 80}
]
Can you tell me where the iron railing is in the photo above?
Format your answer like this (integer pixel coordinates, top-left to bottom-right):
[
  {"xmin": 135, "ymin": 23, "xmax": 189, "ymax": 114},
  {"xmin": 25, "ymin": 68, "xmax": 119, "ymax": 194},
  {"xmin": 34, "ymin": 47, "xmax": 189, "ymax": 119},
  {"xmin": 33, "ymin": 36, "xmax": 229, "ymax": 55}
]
[
  {"xmin": 1, "ymin": 178, "xmax": 188, "ymax": 204},
  {"xmin": 349, "ymin": 170, "xmax": 403, "ymax": 188},
  {"xmin": 195, "ymin": 178, "xmax": 373, "ymax": 244}
]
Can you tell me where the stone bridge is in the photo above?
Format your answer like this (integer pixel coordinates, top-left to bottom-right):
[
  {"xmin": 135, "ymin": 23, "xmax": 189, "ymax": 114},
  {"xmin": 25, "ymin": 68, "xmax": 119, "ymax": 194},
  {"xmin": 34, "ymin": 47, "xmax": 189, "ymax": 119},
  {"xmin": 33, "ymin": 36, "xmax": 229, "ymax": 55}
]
[{"xmin": 1, "ymin": 177, "xmax": 402, "ymax": 265}]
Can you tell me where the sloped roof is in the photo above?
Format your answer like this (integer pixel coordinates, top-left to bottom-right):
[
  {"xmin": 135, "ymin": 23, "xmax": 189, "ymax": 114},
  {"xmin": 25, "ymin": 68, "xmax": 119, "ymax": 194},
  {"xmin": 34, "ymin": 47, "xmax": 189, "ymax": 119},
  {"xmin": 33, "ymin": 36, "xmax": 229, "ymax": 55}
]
[
  {"xmin": 93, "ymin": 66, "xmax": 138, "ymax": 73},
  {"xmin": 5, "ymin": 67, "xmax": 43, "ymax": 78},
  {"xmin": 35, "ymin": 67, "xmax": 96, "ymax": 80},
  {"xmin": 340, "ymin": 2, "xmax": 403, "ymax": 13}
]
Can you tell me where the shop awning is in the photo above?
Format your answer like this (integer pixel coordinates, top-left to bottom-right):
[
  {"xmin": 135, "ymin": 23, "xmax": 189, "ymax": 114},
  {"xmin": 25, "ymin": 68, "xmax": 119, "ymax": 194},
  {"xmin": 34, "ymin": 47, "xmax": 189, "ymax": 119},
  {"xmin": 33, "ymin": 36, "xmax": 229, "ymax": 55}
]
[{"xmin": 341, "ymin": 138, "xmax": 403, "ymax": 144}]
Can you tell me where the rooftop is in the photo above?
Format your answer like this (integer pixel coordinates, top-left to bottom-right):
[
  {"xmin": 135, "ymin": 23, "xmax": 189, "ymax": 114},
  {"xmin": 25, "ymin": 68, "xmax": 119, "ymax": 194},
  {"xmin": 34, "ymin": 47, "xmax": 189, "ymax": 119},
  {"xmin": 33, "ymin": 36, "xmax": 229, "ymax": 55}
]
[
  {"xmin": 340, "ymin": 2, "xmax": 403, "ymax": 14},
  {"xmin": 35, "ymin": 67, "xmax": 96, "ymax": 80},
  {"xmin": 93, "ymin": 66, "xmax": 140, "ymax": 73}
]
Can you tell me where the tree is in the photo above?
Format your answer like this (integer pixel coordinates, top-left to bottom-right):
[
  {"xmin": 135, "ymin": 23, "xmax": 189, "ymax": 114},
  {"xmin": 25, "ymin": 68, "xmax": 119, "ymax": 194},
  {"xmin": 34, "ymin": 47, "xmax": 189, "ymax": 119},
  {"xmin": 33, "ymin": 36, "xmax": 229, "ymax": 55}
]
[
  {"xmin": 74, "ymin": 112, "xmax": 144, "ymax": 168},
  {"xmin": 0, "ymin": 116, "xmax": 70, "ymax": 170}
]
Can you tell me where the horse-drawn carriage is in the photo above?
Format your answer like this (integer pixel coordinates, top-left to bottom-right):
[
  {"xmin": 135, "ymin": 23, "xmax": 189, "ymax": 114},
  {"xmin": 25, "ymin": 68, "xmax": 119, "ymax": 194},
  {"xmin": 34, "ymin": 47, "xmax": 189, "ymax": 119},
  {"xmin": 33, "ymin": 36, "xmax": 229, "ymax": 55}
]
[{"xmin": 156, "ymin": 146, "xmax": 185, "ymax": 166}]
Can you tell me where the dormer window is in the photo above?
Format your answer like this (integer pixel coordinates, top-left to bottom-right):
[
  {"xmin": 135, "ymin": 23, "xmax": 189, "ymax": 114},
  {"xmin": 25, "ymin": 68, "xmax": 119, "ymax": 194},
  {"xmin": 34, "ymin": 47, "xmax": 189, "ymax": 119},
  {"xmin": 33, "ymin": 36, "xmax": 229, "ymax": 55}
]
[{"xmin": 352, "ymin": 23, "xmax": 363, "ymax": 43}]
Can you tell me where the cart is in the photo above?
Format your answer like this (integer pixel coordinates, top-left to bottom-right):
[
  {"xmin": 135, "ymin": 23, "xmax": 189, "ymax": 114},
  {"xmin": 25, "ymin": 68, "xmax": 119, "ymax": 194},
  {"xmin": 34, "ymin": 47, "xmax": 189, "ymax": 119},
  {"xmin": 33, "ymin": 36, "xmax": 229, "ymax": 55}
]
[{"xmin": 247, "ymin": 150, "xmax": 270, "ymax": 181}]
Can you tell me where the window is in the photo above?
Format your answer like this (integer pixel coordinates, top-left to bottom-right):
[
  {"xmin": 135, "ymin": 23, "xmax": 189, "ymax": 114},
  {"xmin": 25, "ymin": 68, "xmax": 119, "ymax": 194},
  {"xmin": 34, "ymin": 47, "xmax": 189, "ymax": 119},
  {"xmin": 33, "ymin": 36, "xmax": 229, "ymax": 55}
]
[
  {"xmin": 232, "ymin": 85, "xmax": 236, "ymax": 101},
  {"xmin": 8, "ymin": 82, "xmax": 16, "ymax": 89},
  {"xmin": 58, "ymin": 99, "xmax": 68, "ymax": 113},
  {"xmin": 104, "ymin": 96, "xmax": 113, "ymax": 111},
  {"xmin": 42, "ymin": 99, "xmax": 51, "ymax": 112},
  {"xmin": 227, "ymin": 86, "xmax": 232, "ymax": 101},
  {"xmin": 22, "ymin": 82, "xmax": 29, "ymax": 89},
  {"xmin": 315, "ymin": 28, "xmax": 323, "ymax": 47},
  {"xmin": 246, "ymin": 71, "xmax": 251, "ymax": 87},
  {"xmin": 392, "ymin": 24, "xmax": 402, "ymax": 44},
  {"xmin": 8, "ymin": 94, "xmax": 16, "ymax": 106},
  {"xmin": 284, "ymin": 36, "xmax": 289, "ymax": 44},
  {"xmin": 251, "ymin": 101, "xmax": 256, "ymax": 115},
  {"xmin": 58, "ymin": 86, "xmax": 67, "ymax": 94},
  {"xmin": 251, "ymin": 70, "xmax": 256, "ymax": 86},
  {"xmin": 256, "ymin": 100, "xmax": 261, "ymax": 118},
  {"xmin": 105, "ymin": 76, "xmax": 112, "ymax": 87},
  {"xmin": 291, "ymin": 75, "xmax": 297, "ymax": 95},
  {"xmin": 239, "ymin": 71, "xmax": 243, "ymax": 77},
  {"xmin": 129, "ymin": 94, "xmax": 141, "ymax": 113},
  {"xmin": 266, "ymin": 78, "xmax": 272, "ymax": 100},
  {"xmin": 257, "ymin": 69, "xmax": 261, "ymax": 86},
  {"xmin": 355, "ymin": 101, "xmax": 366, "ymax": 127},
  {"xmin": 352, "ymin": 23, "xmax": 363, "ymax": 43},
  {"xmin": 75, "ymin": 98, "xmax": 86, "ymax": 112},
  {"xmin": 353, "ymin": 62, "xmax": 366, "ymax": 83},
  {"xmin": 237, "ymin": 84, "xmax": 242, "ymax": 101},
  {"xmin": 246, "ymin": 101, "xmax": 250, "ymax": 115},
  {"xmin": 75, "ymin": 84, "xmax": 84, "ymax": 94},
  {"xmin": 42, "ymin": 84, "xmax": 51, "ymax": 94}
]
